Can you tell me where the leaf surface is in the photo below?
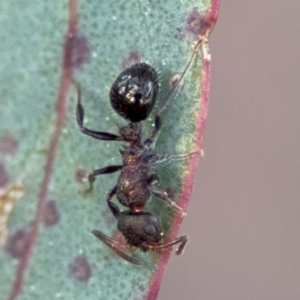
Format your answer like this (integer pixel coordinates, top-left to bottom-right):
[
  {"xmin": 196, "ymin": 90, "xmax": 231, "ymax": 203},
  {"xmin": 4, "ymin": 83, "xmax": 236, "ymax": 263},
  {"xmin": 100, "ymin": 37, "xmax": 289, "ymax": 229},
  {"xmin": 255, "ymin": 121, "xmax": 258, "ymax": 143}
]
[{"xmin": 0, "ymin": 0, "xmax": 219, "ymax": 299}]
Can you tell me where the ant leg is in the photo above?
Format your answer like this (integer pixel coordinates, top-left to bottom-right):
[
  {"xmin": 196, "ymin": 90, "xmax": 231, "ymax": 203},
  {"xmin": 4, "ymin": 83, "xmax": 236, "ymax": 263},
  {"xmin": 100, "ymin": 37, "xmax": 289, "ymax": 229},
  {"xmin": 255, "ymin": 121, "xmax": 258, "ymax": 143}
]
[
  {"xmin": 146, "ymin": 173, "xmax": 159, "ymax": 186},
  {"xmin": 83, "ymin": 165, "xmax": 123, "ymax": 193},
  {"xmin": 151, "ymin": 187, "xmax": 186, "ymax": 216},
  {"xmin": 147, "ymin": 174, "xmax": 185, "ymax": 215},
  {"xmin": 148, "ymin": 151, "xmax": 197, "ymax": 167},
  {"xmin": 144, "ymin": 39, "xmax": 204, "ymax": 150},
  {"xmin": 157, "ymin": 38, "xmax": 203, "ymax": 116},
  {"xmin": 72, "ymin": 78, "xmax": 124, "ymax": 141},
  {"xmin": 92, "ymin": 230, "xmax": 143, "ymax": 265},
  {"xmin": 105, "ymin": 185, "xmax": 120, "ymax": 219},
  {"xmin": 144, "ymin": 115, "xmax": 162, "ymax": 151},
  {"xmin": 144, "ymin": 235, "xmax": 188, "ymax": 255}
]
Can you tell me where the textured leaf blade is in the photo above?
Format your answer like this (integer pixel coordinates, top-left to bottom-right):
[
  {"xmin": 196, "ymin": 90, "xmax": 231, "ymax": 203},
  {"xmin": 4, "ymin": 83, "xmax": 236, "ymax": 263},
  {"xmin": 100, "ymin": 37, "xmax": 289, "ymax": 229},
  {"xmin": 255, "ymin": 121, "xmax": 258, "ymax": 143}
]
[{"xmin": 0, "ymin": 0, "xmax": 219, "ymax": 299}]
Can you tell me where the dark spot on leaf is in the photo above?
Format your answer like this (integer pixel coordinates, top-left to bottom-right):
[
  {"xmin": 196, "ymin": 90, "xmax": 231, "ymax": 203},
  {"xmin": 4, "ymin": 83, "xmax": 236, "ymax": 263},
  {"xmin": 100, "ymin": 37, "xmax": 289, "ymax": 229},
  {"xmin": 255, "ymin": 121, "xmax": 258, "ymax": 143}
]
[
  {"xmin": 69, "ymin": 256, "xmax": 92, "ymax": 283},
  {"xmin": 6, "ymin": 229, "xmax": 29, "ymax": 259},
  {"xmin": 43, "ymin": 200, "xmax": 60, "ymax": 226},
  {"xmin": 65, "ymin": 31, "xmax": 90, "ymax": 70},
  {"xmin": 138, "ymin": 284, "xmax": 146, "ymax": 292},
  {"xmin": 0, "ymin": 134, "xmax": 18, "ymax": 156},
  {"xmin": 121, "ymin": 51, "xmax": 141, "ymax": 69},
  {"xmin": 0, "ymin": 163, "xmax": 9, "ymax": 187},
  {"xmin": 184, "ymin": 8, "xmax": 213, "ymax": 37},
  {"xmin": 75, "ymin": 168, "xmax": 87, "ymax": 183}
]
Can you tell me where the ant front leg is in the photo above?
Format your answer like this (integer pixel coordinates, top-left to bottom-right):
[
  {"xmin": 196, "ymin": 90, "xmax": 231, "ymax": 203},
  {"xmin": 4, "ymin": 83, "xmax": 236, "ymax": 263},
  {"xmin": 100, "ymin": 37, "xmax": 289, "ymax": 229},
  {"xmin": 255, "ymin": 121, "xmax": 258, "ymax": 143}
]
[
  {"xmin": 72, "ymin": 78, "xmax": 124, "ymax": 142},
  {"xmin": 83, "ymin": 165, "xmax": 123, "ymax": 193},
  {"xmin": 105, "ymin": 185, "xmax": 119, "ymax": 218},
  {"xmin": 147, "ymin": 174, "xmax": 185, "ymax": 216}
]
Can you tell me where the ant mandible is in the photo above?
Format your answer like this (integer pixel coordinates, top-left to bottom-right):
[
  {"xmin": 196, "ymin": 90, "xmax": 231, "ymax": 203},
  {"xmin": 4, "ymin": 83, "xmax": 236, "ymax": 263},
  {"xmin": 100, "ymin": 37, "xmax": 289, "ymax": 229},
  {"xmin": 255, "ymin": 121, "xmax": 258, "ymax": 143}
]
[{"xmin": 73, "ymin": 38, "xmax": 203, "ymax": 265}]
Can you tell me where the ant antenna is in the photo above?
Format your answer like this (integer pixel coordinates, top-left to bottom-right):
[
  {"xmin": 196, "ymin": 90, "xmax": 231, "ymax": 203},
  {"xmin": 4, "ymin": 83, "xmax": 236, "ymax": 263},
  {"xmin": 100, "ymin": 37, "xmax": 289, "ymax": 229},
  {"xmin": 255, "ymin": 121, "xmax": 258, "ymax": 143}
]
[{"xmin": 92, "ymin": 230, "xmax": 143, "ymax": 265}]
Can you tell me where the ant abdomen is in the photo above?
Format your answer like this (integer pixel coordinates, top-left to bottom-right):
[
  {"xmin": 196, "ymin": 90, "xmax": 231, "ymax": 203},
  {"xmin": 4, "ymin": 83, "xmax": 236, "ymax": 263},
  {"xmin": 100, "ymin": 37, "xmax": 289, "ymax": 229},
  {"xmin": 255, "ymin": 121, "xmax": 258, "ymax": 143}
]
[{"xmin": 110, "ymin": 63, "xmax": 159, "ymax": 122}]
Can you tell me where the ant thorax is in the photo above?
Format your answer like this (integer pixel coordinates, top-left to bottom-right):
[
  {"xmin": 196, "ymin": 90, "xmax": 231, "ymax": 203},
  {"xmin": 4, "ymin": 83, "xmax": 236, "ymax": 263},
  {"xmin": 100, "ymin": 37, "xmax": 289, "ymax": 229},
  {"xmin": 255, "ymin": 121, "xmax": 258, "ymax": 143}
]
[
  {"xmin": 119, "ymin": 144, "xmax": 148, "ymax": 166},
  {"xmin": 117, "ymin": 143, "xmax": 151, "ymax": 210}
]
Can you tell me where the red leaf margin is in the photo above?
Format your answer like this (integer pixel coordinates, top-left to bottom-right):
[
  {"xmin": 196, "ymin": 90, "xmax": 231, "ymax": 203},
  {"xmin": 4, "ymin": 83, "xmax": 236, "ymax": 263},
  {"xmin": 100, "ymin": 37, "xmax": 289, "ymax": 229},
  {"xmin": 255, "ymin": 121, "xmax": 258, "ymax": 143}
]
[{"xmin": 146, "ymin": 1, "xmax": 221, "ymax": 299}]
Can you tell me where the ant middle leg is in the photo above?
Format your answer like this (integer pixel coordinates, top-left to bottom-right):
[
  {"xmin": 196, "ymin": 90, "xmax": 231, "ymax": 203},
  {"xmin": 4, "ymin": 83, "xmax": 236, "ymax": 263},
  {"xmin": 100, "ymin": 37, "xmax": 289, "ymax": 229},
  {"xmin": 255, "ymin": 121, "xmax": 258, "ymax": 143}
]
[
  {"xmin": 72, "ymin": 78, "xmax": 124, "ymax": 142},
  {"xmin": 83, "ymin": 165, "xmax": 123, "ymax": 193},
  {"xmin": 148, "ymin": 151, "xmax": 197, "ymax": 167}
]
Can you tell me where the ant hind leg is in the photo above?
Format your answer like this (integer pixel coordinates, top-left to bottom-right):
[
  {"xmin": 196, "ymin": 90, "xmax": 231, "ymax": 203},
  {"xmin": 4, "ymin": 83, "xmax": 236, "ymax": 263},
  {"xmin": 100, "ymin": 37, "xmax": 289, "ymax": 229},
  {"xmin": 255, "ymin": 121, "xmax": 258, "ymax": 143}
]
[
  {"xmin": 72, "ymin": 78, "xmax": 124, "ymax": 142},
  {"xmin": 144, "ymin": 38, "xmax": 204, "ymax": 150}
]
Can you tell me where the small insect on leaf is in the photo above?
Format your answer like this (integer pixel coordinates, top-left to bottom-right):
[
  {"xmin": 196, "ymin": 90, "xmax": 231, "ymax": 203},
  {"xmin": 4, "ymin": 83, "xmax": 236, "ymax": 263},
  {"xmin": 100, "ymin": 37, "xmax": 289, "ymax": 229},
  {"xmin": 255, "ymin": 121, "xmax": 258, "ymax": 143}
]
[{"xmin": 73, "ymin": 36, "xmax": 205, "ymax": 265}]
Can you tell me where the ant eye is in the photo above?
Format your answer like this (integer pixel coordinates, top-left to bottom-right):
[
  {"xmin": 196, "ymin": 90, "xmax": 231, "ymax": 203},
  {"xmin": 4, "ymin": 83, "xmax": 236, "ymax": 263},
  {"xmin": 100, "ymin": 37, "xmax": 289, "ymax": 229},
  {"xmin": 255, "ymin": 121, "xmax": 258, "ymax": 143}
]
[{"xmin": 144, "ymin": 224, "xmax": 156, "ymax": 236}]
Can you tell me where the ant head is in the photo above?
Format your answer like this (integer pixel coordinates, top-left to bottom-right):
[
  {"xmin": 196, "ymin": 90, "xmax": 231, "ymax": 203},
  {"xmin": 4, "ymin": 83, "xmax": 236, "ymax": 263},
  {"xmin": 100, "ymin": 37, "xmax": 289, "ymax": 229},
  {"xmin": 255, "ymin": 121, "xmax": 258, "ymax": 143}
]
[
  {"xmin": 117, "ymin": 211, "xmax": 163, "ymax": 251},
  {"xmin": 110, "ymin": 63, "xmax": 159, "ymax": 123}
]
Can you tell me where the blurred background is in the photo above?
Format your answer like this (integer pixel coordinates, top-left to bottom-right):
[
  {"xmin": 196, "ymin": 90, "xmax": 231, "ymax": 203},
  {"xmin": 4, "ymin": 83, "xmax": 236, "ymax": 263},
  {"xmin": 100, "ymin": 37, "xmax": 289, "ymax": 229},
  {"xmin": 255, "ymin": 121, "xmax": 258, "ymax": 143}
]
[{"xmin": 160, "ymin": 1, "xmax": 300, "ymax": 299}]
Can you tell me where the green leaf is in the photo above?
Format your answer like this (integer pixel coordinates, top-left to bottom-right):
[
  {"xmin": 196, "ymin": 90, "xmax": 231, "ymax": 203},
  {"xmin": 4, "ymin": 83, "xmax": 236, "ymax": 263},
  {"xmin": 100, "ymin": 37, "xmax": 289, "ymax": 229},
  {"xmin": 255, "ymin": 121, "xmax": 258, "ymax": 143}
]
[{"xmin": 0, "ymin": 0, "xmax": 219, "ymax": 299}]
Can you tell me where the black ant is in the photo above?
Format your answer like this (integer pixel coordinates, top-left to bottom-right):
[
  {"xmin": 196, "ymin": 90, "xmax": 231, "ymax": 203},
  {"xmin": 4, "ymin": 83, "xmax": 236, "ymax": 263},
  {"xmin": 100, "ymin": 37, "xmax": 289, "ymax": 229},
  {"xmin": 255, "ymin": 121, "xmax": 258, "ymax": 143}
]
[{"xmin": 73, "ymin": 39, "xmax": 203, "ymax": 265}]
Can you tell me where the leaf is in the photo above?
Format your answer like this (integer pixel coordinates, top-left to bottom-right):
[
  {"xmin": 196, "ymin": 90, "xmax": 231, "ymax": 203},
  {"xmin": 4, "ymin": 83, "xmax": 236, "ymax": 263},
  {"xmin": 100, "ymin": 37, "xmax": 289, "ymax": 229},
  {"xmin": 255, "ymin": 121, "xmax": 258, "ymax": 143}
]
[{"xmin": 0, "ymin": 0, "xmax": 220, "ymax": 299}]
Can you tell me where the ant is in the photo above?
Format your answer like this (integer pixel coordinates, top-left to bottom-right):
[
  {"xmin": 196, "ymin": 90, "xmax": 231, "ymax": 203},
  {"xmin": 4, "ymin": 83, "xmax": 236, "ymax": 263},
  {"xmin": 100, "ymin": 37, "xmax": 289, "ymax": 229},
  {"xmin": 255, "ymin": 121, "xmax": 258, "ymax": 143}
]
[{"xmin": 73, "ymin": 38, "xmax": 203, "ymax": 265}]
